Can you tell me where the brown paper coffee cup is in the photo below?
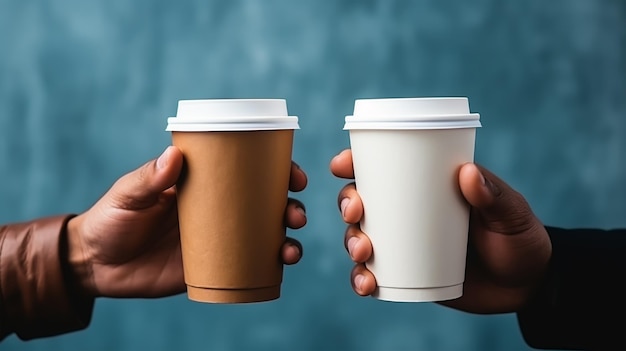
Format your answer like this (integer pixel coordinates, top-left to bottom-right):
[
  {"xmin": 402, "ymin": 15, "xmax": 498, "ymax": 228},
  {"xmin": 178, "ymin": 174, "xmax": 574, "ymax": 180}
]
[{"xmin": 172, "ymin": 130, "xmax": 294, "ymax": 303}]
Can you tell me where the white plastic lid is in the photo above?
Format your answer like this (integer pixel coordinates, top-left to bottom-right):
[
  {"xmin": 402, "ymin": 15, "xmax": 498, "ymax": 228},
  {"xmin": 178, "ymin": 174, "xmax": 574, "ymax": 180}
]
[
  {"xmin": 344, "ymin": 97, "xmax": 481, "ymax": 130},
  {"xmin": 166, "ymin": 99, "xmax": 300, "ymax": 132}
]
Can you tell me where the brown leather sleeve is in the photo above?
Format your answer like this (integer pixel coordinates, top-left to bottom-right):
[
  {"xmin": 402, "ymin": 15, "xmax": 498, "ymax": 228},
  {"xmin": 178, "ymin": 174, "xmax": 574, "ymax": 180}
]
[{"xmin": 0, "ymin": 215, "xmax": 94, "ymax": 340}]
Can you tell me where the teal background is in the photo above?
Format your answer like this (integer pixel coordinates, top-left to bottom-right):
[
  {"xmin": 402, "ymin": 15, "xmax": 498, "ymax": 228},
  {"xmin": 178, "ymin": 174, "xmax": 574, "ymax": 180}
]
[{"xmin": 0, "ymin": 0, "xmax": 624, "ymax": 350}]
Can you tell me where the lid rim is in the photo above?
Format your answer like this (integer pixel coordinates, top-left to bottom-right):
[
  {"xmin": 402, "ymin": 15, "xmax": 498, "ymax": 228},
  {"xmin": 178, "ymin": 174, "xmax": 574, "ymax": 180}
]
[
  {"xmin": 344, "ymin": 120, "xmax": 481, "ymax": 130},
  {"xmin": 166, "ymin": 125, "xmax": 300, "ymax": 132},
  {"xmin": 167, "ymin": 116, "xmax": 298, "ymax": 122},
  {"xmin": 344, "ymin": 112, "xmax": 480, "ymax": 130},
  {"xmin": 345, "ymin": 113, "xmax": 479, "ymax": 121}
]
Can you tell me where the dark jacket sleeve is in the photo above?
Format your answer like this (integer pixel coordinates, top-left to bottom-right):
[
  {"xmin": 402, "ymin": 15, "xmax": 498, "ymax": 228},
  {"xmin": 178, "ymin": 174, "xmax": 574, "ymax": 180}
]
[
  {"xmin": 0, "ymin": 215, "xmax": 95, "ymax": 341},
  {"xmin": 517, "ymin": 227, "xmax": 626, "ymax": 350}
]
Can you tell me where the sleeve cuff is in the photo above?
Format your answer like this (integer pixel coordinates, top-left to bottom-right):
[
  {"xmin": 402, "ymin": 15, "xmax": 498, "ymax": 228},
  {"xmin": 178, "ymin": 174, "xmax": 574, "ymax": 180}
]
[
  {"xmin": 517, "ymin": 226, "xmax": 626, "ymax": 350},
  {"xmin": 0, "ymin": 215, "xmax": 95, "ymax": 340}
]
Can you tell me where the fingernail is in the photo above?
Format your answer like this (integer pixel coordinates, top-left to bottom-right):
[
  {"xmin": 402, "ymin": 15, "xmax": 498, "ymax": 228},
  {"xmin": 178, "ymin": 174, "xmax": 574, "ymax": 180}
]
[
  {"xmin": 157, "ymin": 147, "xmax": 170, "ymax": 170},
  {"xmin": 296, "ymin": 206, "xmax": 306, "ymax": 217},
  {"xmin": 289, "ymin": 244, "xmax": 300, "ymax": 258},
  {"xmin": 340, "ymin": 198, "xmax": 350, "ymax": 217},
  {"xmin": 347, "ymin": 237, "xmax": 358, "ymax": 255},
  {"xmin": 354, "ymin": 274, "xmax": 365, "ymax": 291}
]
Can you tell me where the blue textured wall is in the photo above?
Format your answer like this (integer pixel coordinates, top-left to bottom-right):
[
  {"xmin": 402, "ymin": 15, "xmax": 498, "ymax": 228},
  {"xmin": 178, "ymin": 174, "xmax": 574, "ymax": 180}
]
[{"xmin": 1, "ymin": 0, "xmax": 624, "ymax": 350}]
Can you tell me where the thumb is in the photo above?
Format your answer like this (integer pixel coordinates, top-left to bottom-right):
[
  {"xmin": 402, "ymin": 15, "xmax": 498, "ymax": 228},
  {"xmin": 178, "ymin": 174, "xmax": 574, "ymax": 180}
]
[
  {"xmin": 459, "ymin": 163, "xmax": 538, "ymax": 235},
  {"xmin": 107, "ymin": 146, "xmax": 183, "ymax": 210},
  {"xmin": 458, "ymin": 164, "xmax": 552, "ymax": 290}
]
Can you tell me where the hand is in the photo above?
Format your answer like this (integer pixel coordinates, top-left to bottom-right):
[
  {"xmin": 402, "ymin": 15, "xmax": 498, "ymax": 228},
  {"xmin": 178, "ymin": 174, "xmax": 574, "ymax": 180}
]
[
  {"xmin": 67, "ymin": 146, "xmax": 307, "ymax": 299},
  {"xmin": 330, "ymin": 149, "xmax": 552, "ymax": 314}
]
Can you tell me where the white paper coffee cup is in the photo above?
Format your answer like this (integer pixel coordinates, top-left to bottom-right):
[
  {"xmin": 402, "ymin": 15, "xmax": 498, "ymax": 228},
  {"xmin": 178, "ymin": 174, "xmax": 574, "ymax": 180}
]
[{"xmin": 344, "ymin": 97, "xmax": 481, "ymax": 302}]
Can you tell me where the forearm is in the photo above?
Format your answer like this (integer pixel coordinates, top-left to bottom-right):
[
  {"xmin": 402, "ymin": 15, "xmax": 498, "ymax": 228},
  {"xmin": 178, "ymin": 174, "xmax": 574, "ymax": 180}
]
[
  {"xmin": 0, "ymin": 215, "xmax": 95, "ymax": 341},
  {"xmin": 517, "ymin": 227, "xmax": 626, "ymax": 350}
]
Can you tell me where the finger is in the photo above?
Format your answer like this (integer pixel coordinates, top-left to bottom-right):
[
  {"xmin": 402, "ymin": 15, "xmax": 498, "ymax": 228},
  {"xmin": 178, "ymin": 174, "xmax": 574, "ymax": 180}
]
[
  {"xmin": 330, "ymin": 149, "xmax": 355, "ymax": 179},
  {"xmin": 459, "ymin": 163, "xmax": 539, "ymax": 235},
  {"xmin": 281, "ymin": 237, "xmax": 303, "ymax": 265},
  {"xmin": 285, "ymin": 198, "xmax": 307, "ymax": 229},
  {"xmin": 107, "ymin": 146, "xmax": 184, "ymax": 210},
  {"xmin": 351, "ymin": 264, "xmax": 377, "ymax": 296},
  {"xmin": 343, "ymin": 224, "xmax": 373, "ymax": 263},
  {"xmin": 459, "ymin": 163, "xmax": 551, "ymax": 284},
  {"xmin": 289, "ymin": 161, "xmax": 308, "ymax": 192},
  {"xmin": 337, "ymin": 182, "xmax": 363, "ymax": 224}
]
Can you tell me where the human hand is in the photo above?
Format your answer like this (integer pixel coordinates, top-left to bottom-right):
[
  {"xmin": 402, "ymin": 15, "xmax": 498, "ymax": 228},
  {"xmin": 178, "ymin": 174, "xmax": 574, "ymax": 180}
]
[
  {"xmin": 67, "ymin": 146, "xmax": 307, "ymax": 299},
  {"xmin": 330, "ymin": 149, "xmax": 552, "ymax": 313}
]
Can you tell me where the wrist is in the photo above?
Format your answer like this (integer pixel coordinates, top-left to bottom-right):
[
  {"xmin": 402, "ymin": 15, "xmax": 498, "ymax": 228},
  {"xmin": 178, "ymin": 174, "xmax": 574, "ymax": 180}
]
[{"xmin": 66, "ymin": 215, "xmax": 97, "ymax": 298}]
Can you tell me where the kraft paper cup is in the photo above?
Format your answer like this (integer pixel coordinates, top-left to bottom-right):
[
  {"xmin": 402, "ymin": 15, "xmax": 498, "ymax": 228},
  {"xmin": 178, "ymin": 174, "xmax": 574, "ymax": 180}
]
[
  {"xmin": 344, "ymin": 97, "xmax": 481, "ymax": 302},
  {"xmin": 167, "ymin": 99, "xmax": 299, "ymax": 303}
]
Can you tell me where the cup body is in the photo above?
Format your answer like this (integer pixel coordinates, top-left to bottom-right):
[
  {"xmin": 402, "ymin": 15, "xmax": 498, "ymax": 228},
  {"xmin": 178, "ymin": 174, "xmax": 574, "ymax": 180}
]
[
  {"xmin": 345, "ymin": 97, "xmax": 480, "ymax": 302},
  {"xmin": 167, "ymin": 99, "xmax": 298, "ymax": 303}
]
